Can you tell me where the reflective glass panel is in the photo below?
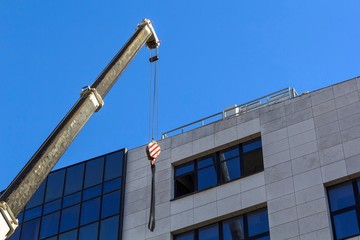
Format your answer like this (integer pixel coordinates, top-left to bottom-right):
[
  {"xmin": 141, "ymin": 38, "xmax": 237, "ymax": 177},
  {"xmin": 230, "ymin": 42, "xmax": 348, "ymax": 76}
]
[
  {"xmin": 26, "ymin": 181, "xmax": 45, "ymax": 209},
  {"xmin": 99, "ymin": 216, "xmax": 119, "ymax": 240},
  {"xmin": 243, "ymin": 138, "xmax": 262, "ymax": 153},
  {"xmin": 8, "ymin": 227, "xmax": 20, "ymax": 240},
  {"xmin": 59, "ymin": 229, "xmax": 78, "ymax": 240},
  {"xmin": 80, "ymin": 197, "xmax": 101, "ymax": 225},
  {"xmin": 102, "ymin": 190, "xmax": 121, "ymax": 218},
  {"xmin": 198, "ymin": 166, "xmax": 217, "ymax": 191},
  {"xmin": 17, "ymin": 212, "xmax": 23, "ymax": 224},
  {"xmin": 220, "ymin": 158, "xmax": 240, "ymax": 182},
  {"xmin": 60, "ymin": 204, "xmax": 80, "ymax": 232},
  {"xmin": 104, "ymin": 178, "xmax": 122, "ymax": 194},
  {"xmin": 175, "ymin": 231, "xmax": 195, "ymax": 240},
  {"xmin": 63, "ymin": 192, "xmax": 81, "ymax": 208},
  {"xmin": 222, "ymin": 216, "xmax": 244, "ymax": 240},
  {"xmin": 199, "ymin": 223, "xmax": 219, "ymax": 240},
  {"xmin": 83, "ymin": 184, "xmax": 102, "ymax": 201},
  {"xmin": 334, "ymin": 210, "xmax": 359, "ymax": 239},
  {"xmin": 45, "ymin": 169, "xmax": 65, "ymax": 202},
  {"xmin": 247, "ymin": 209, "xmax": 269, "ymax": 237},
  {"xmin": 21, "ymin": 218, "xmax": 40, "ymax": 240},
  {"xmin": 105, "ymin": 151, "xmax": 124, "ymax": 181},
  {"xmin": 43, "ymin": 199, "xmax": 62, "ymax": 215},
  {"xmin": 40, "ymin": 211, "xmax": 60, "ymax": 239},
  {"xmin": 64, "ymin": 163, "xmax": 84, "ymax": 195},
  {"xmin": 79, "ymin": 222, "xmax": 99, "ymax": 240},
  {"xmin": 328, "ymin": 182, "xmax": 355, "ymax": 212},
  {"xmin": 24, "ymin": 206, "xmax": 42, "ymax": 221},
  {"xmin": 220, "ymin": 147, "xmax": 239, "ymax": 161},
  {"xmin": 175, "ymin": 163, "xmax": 194, "ymax": 176},
  {"xmin": 198, "ymin": 157, "xmax": 214, "ymax": 168},
  {"xmin": 84, "ymin": 157, "xmax": 104, "ymax": 188}
]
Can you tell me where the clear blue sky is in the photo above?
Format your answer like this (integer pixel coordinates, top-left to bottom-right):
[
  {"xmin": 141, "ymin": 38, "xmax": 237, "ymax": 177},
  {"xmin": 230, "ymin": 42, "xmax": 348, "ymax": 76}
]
[{"xmin": 0, "ymin": 1, "xmax": 359, "ymax": 190}]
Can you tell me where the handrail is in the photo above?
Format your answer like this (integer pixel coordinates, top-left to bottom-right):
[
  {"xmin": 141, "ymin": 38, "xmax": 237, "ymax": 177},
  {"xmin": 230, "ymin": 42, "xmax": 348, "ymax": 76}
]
[{"xmin": 161, "ymin": 87, "xmax": 298, "ymax": 139}]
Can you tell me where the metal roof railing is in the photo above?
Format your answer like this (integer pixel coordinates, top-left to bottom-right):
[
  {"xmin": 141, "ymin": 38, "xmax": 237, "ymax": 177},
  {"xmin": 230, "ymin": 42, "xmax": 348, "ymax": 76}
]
[{"xmin": 161, "ymin": 87, "xmax": 298, "ymax": 139}]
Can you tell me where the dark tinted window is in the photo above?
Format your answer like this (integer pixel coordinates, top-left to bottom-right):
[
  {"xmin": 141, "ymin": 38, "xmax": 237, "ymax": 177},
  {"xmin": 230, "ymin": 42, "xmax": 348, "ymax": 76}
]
[
  {"xmin": 99, "ymin": 216, "xmax": 119, "ymax": 240},
  {"xmin": 84, "ymin": 157, "xmax": 104, "ymax": 188},
  {"xmin": 79, "ymin": 222, "xmax": 99, "ymax": 240},
  {"xmin": 197, "ymin": 156, "xmax": 217, "ymax": 191},
  {"xmin": 60, "ymin": 204, "xmax": 80, "ymax": 232},
  {"xmin": 105, "ymin": 151, "xmax": 124, "ymax": 181},
  {"xmin": 174, "ymin": 208, "xmax": 269, "ymax": 240},
  {"xmin": 26, "ymin": 181, "xmax": 45, "ymax": 209},
  {"xmin": 43, "ymin": 199, "xmax": 62, "ymax": 215},
  {"xmin": 247, "ymin": 208, "xmax": 269, "ymax": 237},
  {"xmin": 222, "ymin": 216, "xmax": 244, "ymax": 240},
  {"xmin": 174, "ymin": 137, "xmax": 263, "ymax": 198},
  {"xmin": 101, "ymin": 190, "xmax": 121, "ymax": 218},
  {"xmin": 199, "ymin": 224, "xmax": 219, "ymax": 240},
  {"xmin": 45, "ymin": 169, "xmax": 65, "ymax": 202},
  {"xmin": 24, "ymin": 206, "xmax": 42, "ymax": 221},
  {"xmin": 104, "ymin": 178, "xmax": 122, "ymax": 194},
  {"xmin": 83, "ymin": 184, "xmax": 102, "ymax": 201},
  {"xmin": 59, "ymin": 229, "xmax": 78, "ymax": 240},
  {"xmin": 64, "ymin": 163, "xmax": 84, "ymax": 195},
  {"xmin": 175, "ymin": 163, "xmax": 195, "ymax": 198},
  {"xmin": 40, "ymin": 211, "xmax": 60, "ymax": 239},
  {"xmin": 21, "ymin": 218, "xmax": 40, "ymax": 240},
  {"xmin": 328, "ymin": 180, "xmax": 360, "ymax": 239},
  {"xmin": 81, "ymin": 197, "xmax": 101, "ymax": 225},
  {"xmin": 63, "ymin": 192, "xmax": 81, "ymax": 208}
]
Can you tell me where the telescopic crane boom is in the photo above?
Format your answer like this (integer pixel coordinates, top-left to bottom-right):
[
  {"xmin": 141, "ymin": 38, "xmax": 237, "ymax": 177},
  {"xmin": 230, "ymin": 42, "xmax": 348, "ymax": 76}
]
[{"xmin": 0, "ymin": 19, "xmax": 160, "ymax": 240}]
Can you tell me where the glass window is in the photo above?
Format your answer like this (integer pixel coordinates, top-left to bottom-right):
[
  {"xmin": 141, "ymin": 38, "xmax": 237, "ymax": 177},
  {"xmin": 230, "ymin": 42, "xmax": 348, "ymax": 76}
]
[
  {"xmin": 59, "ymin": 229, "xmax": 78, "ymax": 240},
  {"xmin": 40, "ymin": 211, "xmax": 60, "ymax": 239},
  {"xmin": 174, "ymin": 208, "xmax": 269, "ymax": 240},
  {"xmin": 8, "ymin": 226, "xmax": 20, "ymax": 240},
  {"xmin": 104, "ymin": 178, "xmax": 122, "ymax": 194},
  {"xmin": 26, "ymin": 181, "xmax": 45, "ymax": 209},
  {"xmin": 175, "ymin": 163, "xmax": 195, "ymax": 198},
  {"xmin": 199, "ymin": 224, "xmax": 219, "ymax": 240},
  {"xmin": 17, "ymin": 212, "xmax": 23, "ymax": 224},
  {"xmin": 220, "ymin": 158, "xmax": 241, "ymax": 182},
  {"xmin": 333, "ymin": 210, "xmax": 359, "ymax": 239},
  {"xmin": 24, "ymin": 206, "xmax": 42, "ymax": 222},
  {"xmin": 247, "ymin": 208, "xmax": 269, "ymax": 237},
  {"xmin": 197, "ymin": 157, "xmax": 217, "ymax": 191},
  {"xmin": 222, "ymin": 216, "xmax": 244, "ymax": 240},
  {"xmin": 84, "ymin": 157, "xmax": 104, "ymax": 188},
  {"xmin": 328, "ymin": 182, "xmax": 355, "ymax": 212},
  {"xmin": 102, "ymin": 190, "xmax": 121, "ymax": 218},
  {"xmin": 43, "ymin": 199, "xmax": 62, "ymax": 215},
  {"xmin": 21, "ymin": 218, "xmax": 40, "ymax": 240},
  {"xmin": 45, "ymin": 169, "xmax": 65, "ymax": 202},
  {"xmin": 243, "ymin": 138, "xmax": 262, "ymax": 153},
  {"xmin": 81, "ymin": 197, "xmax": 101, "ymax": 225},
  {"xmin": 243, "ymin": 148, "xmax": 263, "ymax": 176},
  {"xmin": 99, "ymin": 216, "xmax": 119, "ymax": 240},
  {"xmin": 79, "ymin": 222, "xmax": 99, "ymax": 240},
  {"xmin": 83, "ymin": 184, "xmax": 102, "ymax": 201},
  {"xmin": 64, "ymin": 163, "xmax": 84, "ymax": 195},
  {"xmin": 63, "ymin": 192, "xmax": 81, "ymax": 208},
  {"xmin": 60, "ymin": 204, "xmax": 80, "ymax": 232},
  {"xmin": 175, "ymin": 231, "xmax": 195, "ymax": 240},
  {"xmin": 104, "ymin": 151, "xmax": 124, "ymax": 181}
]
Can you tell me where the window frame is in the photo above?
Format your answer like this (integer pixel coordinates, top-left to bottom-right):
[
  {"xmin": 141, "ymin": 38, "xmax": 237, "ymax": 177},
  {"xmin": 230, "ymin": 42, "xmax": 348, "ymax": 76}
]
[
  {"xmin": 328, "ymin": 179, "xmax": 360, "ymax": 240},
  {"xmin": 174, "ymin": 137, "xmax": 263, "ymax": 199},
  {"xmin": 173, "ymin": 208, "xmax": 270, "ymax": 240}
]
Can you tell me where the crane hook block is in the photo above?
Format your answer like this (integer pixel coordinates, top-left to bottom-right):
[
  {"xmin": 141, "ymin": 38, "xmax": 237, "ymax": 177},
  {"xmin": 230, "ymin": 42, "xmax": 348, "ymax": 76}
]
[
  {"xmin": 146, "ymin": 140, "xmax": 161, "ymax": 165},
  {"xmin": 149, "ymin": 55, "xmax": 159, "ymax": 63}
]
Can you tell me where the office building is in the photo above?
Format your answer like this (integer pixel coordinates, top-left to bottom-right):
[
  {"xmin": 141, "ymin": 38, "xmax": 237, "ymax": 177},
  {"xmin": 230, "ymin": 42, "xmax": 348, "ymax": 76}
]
[{"xmin": 9, "ymin": 76, "xmax": 360, "ymax": 239}]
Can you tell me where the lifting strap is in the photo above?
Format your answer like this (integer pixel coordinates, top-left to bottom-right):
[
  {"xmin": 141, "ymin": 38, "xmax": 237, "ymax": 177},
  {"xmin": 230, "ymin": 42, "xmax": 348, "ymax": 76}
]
[{"xmin": 147, "ymin": 48, "xmax": 160, "ymax": 232}]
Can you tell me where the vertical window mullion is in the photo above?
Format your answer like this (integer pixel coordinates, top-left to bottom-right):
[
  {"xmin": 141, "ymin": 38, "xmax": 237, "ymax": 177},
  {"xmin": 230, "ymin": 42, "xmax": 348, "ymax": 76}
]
[
  {"xmin": 352, "ymin": 180, "xmax": 360, "ymax": 238},
  {"xmin": 239, "ymin": 144, "xmax": 244, "ymax": 178}
]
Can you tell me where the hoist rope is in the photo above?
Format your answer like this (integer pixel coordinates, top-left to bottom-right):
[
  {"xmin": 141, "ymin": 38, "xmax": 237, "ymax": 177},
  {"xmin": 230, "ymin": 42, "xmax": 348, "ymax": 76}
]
[{"xmin": 149, "ymin": 48, "xmax": 159, "ymax": 141}]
